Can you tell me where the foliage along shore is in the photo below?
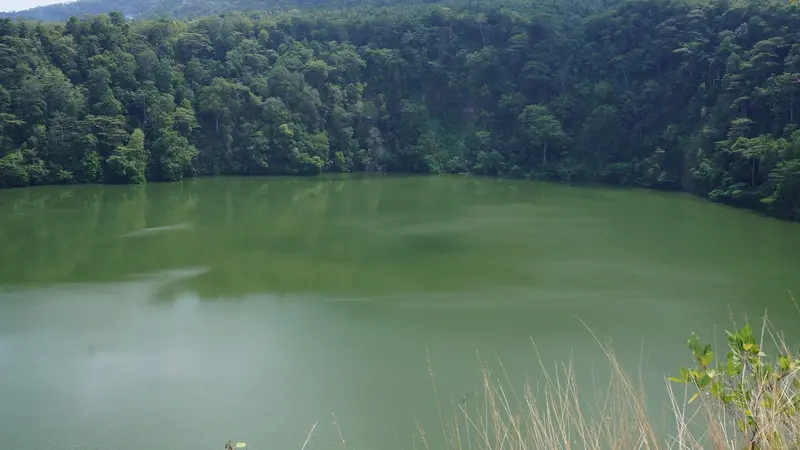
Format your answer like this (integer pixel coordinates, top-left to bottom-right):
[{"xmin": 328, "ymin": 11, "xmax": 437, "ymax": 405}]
[{"xmin": 1, "ymin": 0, "xmax": 800, "ymax": 220}]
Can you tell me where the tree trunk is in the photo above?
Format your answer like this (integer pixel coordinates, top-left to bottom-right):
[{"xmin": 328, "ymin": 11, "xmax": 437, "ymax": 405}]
[{"xmin": 542, "ymin": 140, "xmax": 547, "ymax": 165}]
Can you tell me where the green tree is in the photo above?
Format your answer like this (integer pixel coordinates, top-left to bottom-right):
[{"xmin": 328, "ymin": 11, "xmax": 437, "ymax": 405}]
[
  {"xmin": 106, "ymin": 128, "xmax": 149, "ymax": 184},
  {"xmin": 518, "ymin": 104, "xmax": 564, "ymax": 166},
  {"xmin": 1, "ymin": 0, "xmax": 800, "ymax": 222},
  {"xmin": 151, "ymin": 129, "xmax": 198, "ymax": 181}
]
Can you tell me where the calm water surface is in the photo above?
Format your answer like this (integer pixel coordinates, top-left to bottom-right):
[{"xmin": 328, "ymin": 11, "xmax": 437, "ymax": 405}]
[{"xmin": 1, "ymin": 176, "xmax": 799, "ymax": 449}]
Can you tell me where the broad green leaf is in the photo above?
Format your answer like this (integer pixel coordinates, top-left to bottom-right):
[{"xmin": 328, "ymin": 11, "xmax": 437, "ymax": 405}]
[
  {"xmin": 688, "ymin": 333, "xmax": 702, "ymax": 356},
  {"xmin": 697, "ymin": 372, "xmax": 711, "ymax": 388},
  {"xmin": 689, "ymin": 392, "xmax": 699, "ymax": 404},
  {"xmin": 779, "ymin": 356, "xmax": 790, "ymax": 371},
  {"xmin": 741, "ymin": 324, "xmax": 753, "ymax": 342},
  {"xmin": 700, "ymin": 347, "xmax": 714, "ymax": 367},
  {"xmin": 710, "ymin": 380, "xmax": 723, "ymax": 398},
  {"xmin": 727, "ymin": 351, "xmax": 743, "ymax": 376}
]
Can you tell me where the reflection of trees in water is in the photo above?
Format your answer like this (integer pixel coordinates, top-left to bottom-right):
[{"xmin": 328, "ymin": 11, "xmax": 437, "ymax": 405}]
[
  {"xmin": 0, "ymin": 183, "xmax": 180, "ymax": 284},
  {"xmin": 0, "ymin": 176, "xmax": 547, "ymax": 300}
]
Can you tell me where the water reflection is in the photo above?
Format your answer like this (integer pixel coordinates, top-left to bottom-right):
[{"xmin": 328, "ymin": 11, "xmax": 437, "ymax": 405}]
[
  {"xmin": 1, "ymin": 175, "xmax": 799, "ymax": 311},
  {"xmin": 0, "ymin": 176, "xmax": 558, "ymax": 299}
]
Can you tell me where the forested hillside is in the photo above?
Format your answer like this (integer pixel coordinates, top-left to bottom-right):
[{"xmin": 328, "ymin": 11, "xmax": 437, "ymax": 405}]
[
  {"xmin": 1, "ymin": 0, "xmax": 800, "ymax": 220},
  {"xmin": 0, "ymin": 0, "xmax": 446, "ymax": 22}
]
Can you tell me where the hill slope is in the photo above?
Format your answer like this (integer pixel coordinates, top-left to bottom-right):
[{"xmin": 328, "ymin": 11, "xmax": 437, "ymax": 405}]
[
  {"xmin": 1, "ymin": 0, "xmax": 448, "ymax": 21},
  {"xmin": 0, "ymin": 1, "xmax": 799, "ymax": 220}
]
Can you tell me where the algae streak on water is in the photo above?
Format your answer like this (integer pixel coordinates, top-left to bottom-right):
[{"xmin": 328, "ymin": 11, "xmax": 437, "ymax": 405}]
[
  {"xmin": 0, "ymin": 176, "xmax": 799, "ymax": 450},
  {"xmin": 120, "ymin": 223, "xmax": 194, "ymax": 238}
]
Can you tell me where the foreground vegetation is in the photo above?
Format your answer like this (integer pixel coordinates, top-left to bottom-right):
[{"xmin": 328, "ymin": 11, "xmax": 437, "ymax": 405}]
[
  {"xmin": 399, "ymin": 310, "xmax": 800, "ymax": 449},
  {"xmin": 1, "ymin": 0, "xmax": 800, "ymax": 220}
]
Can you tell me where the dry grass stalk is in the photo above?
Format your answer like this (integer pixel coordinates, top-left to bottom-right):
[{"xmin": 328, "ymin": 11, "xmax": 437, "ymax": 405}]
[
  {"xmin": 413, "ymin": 310, "xmax": 800, "ymax": 450},
  {"xmin": 308, "ymin": 304, "xmax": 800, "ymax": 450}
]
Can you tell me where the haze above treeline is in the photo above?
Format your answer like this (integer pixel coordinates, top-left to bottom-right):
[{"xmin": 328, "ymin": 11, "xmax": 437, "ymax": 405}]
[{"xmin": 0, "ymin": 0, "xmax": 799, "ymax": 221}]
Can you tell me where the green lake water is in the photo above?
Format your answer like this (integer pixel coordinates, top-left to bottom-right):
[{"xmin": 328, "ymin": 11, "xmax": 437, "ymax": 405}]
[{"xmin": 1, "ymin": 175, "xmax": 799, "ymax": 449}]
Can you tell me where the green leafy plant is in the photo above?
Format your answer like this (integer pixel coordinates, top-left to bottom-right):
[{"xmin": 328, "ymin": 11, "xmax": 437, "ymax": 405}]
[{"xmin": 671, "ymin": 323, "xmax": 800, "ymax": 448}]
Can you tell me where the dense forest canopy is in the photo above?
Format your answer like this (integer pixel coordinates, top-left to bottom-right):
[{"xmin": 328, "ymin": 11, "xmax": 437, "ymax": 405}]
[
  {"xmin": 2, "ymin": 0, "xmax": 432, "ymax": 21},
  {"xmin": 1, "ymin": 0, "xmax": 800, "ymax": 220}
]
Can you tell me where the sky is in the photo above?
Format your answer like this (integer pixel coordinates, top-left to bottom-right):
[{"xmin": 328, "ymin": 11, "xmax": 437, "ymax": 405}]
[{"xmin": 0, "ymin": 0, "xmax": 72, "ymax": 12}]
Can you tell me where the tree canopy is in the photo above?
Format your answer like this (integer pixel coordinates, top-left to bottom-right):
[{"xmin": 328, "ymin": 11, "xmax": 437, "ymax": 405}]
[{"xmin": 1, "ymin": 0, "xmax": 800, "ymax": 220}]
